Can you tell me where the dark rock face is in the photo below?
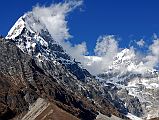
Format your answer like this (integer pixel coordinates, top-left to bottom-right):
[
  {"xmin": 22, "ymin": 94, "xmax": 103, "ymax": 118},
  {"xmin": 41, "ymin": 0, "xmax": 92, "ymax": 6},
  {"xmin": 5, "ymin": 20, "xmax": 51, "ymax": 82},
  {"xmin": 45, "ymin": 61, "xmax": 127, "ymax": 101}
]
[
  {"xmin": 0, "ymin": 39, "xmax": 30, "ymax": 119},
  {"xmin": 0, "ymin": 38, "xmax": 128, "ymax": 120},
  {"xmin": 99, "ymin": 72, "xmax": 144, "ymax": 117},
  {"xmin": 100, "ymin": 80, "xmax": 143, "ymax": 117},
  {"xmin": 0, "ymin": 38, "xmax": 94, "ymax": 120},
  {"xmin": 117, "ymin": 89, "xmax": 143, "ymax": 117},
  {"xmin": 102, "ymin": 83, "xmax": 128, "ymax": 115},
  {"xmin": 12, "ymin": 23, "xmax": 91, "ymax": 82}
]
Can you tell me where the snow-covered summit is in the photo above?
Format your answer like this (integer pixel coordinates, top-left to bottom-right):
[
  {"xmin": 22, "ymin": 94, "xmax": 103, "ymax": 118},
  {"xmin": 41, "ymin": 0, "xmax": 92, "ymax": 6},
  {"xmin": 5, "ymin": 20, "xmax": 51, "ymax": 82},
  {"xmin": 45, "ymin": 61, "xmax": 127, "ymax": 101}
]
[
  {"xmin": 109, "ymin": 48, "xmax": 136, "ymax": 71},
  {"xmin": 106, "ymin": 48, "xmax": 156, "ymax": 75},
  {"xmin": 6, "ymin": 12, "xmax": 47, "ymax": 40},
  {"xmin": 6, "ymin": 16, "xmax": 25, "ymax": 40}
]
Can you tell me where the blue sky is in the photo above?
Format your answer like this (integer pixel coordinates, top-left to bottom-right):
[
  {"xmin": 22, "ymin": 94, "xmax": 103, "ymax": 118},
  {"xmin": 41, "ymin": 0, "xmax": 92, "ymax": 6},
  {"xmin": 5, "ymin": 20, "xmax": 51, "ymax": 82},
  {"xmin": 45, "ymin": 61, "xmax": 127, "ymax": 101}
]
[{"xmin": 1, "ymin": 0, "xmax": 159, "ymax": 54}]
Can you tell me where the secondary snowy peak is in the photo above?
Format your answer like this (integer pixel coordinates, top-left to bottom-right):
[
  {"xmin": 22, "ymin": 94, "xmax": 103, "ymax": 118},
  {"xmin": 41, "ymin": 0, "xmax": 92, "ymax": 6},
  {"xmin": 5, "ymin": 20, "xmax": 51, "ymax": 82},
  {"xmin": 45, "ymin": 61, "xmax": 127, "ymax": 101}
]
[
  {"xmin": 109, "ymin": 48, "xmax": 137, "ymax": 71},
  {"xmin": 114, "ymin": 48, "xmax": 135, "ymax": 61},
  {"xmin": 106, "ymin": 48, "xmax": 156, "ymax": 74},
  {"xmin": 113, "ymin": 48, "xmax": 135, "ymax": 64}
]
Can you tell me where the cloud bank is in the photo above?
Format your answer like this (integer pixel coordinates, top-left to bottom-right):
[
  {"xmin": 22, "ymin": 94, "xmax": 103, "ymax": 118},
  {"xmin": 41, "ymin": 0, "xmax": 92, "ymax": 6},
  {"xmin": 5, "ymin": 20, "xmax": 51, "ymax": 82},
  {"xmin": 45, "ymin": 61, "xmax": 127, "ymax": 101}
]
[
  {"xmin": 84, "ymin": 35, "xmax": 119, "ymax": 74},
  {"xmin": 144, "ymin": 37, "xmax": 159, "ymax": 69},
  {"xmin": 30, "ymin": 0, "xmax": 88, "ymax": 62},
  {"xmin": 29, "ymin": 1, "xmax": 159, "ymax": 75},
  {"xmin": 32, "ymin": 0, "xmax": 82, "ymax": 42}
]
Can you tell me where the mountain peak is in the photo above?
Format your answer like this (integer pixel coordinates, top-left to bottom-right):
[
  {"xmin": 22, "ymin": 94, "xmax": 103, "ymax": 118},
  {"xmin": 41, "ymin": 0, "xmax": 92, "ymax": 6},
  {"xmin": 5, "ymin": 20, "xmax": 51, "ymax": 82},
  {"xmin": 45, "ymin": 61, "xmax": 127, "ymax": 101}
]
[
  {"xmin": 6, "ymin": 16, "xmax": 25, "ymax": 40},
  {"xmin": 6, "ymin": 12, "xmax": 47, "ymax": 40},
  {"xmin": 115, "ymin": 48, "xmax": 135, "ymax": 60}
]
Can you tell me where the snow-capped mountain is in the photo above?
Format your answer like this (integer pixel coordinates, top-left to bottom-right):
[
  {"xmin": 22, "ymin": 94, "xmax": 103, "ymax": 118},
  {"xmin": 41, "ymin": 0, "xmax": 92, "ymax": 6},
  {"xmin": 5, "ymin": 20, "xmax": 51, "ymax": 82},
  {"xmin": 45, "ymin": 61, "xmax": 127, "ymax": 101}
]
[
  {"xmin": 4, "ymin": 10, "xmax": 159, "ymax": 120},
  {"xmin": 95, "ymin": 48, "xmax": 159, "ymax": 119},
  {"xmin": 6, "ymin": 12, "xmax": 91, "ymax": 81},
  {"xmin": 3, "ymin": 12, "xmax": 132, "ymax": 120}
]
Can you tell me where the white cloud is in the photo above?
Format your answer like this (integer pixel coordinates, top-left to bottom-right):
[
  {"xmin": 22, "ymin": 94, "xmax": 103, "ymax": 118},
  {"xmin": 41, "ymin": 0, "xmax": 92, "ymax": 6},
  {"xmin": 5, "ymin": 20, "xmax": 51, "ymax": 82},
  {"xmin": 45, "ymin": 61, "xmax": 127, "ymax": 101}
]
[
  {"xmin": 62, "ymin": 41, "xmax": 88, "ymax": 63},
  {"xmin": 32, "ymin": 0, "xmax": 83, "ymax": 42},
  {"xmin": 144, "ymin": 38, "xmax": 159, "ymax": 68},
  {"xmin": 29, "ymin": 0, "xmax": 88, "ymax": 63},
  {"xmin": 136, "ymin": 39, "xmax": 145, "ymax": 47},
  {"xmin": 83, "ymin": 35, "xmax": 159, "ymax": 75},
  {"xmin": 83, "ymin": 35, "xmax": 119, "ymax": 74},
  {"xmin": 94, "ymin": 35, "xmax": 118, "ymax": 56},
  {"xmin": 28, "ymin": 1, "xmax": 159, "ymax": 75}
]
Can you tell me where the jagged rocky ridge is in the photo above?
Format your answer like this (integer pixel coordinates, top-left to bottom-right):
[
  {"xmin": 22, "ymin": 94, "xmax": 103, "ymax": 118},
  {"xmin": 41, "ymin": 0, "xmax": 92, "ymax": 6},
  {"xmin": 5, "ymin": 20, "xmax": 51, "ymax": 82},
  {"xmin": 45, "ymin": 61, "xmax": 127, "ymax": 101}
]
[{"xmin": 0, "ymin": 12, "xmax": 129, "ymax": 120}]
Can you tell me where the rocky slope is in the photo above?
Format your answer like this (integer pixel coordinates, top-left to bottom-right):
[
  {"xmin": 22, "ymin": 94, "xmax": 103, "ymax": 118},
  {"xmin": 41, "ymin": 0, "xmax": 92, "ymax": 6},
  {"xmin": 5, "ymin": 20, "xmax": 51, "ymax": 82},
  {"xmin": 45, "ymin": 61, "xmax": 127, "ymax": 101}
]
[
  {"xmin": 13, "ymin": 98, "xmax": 80, "ymax": 120},
  {"xmin": 0, "ymin": 38, "xmax": 129, "ymax": 120}
]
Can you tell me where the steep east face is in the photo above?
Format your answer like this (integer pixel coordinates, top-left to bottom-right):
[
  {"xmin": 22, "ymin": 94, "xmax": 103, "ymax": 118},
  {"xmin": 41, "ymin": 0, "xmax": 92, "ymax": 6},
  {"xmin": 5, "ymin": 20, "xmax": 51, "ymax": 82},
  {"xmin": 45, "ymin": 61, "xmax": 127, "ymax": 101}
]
[{"xmin": 6, "ymin": 12, "xmax": 91, "ymax": 81}]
